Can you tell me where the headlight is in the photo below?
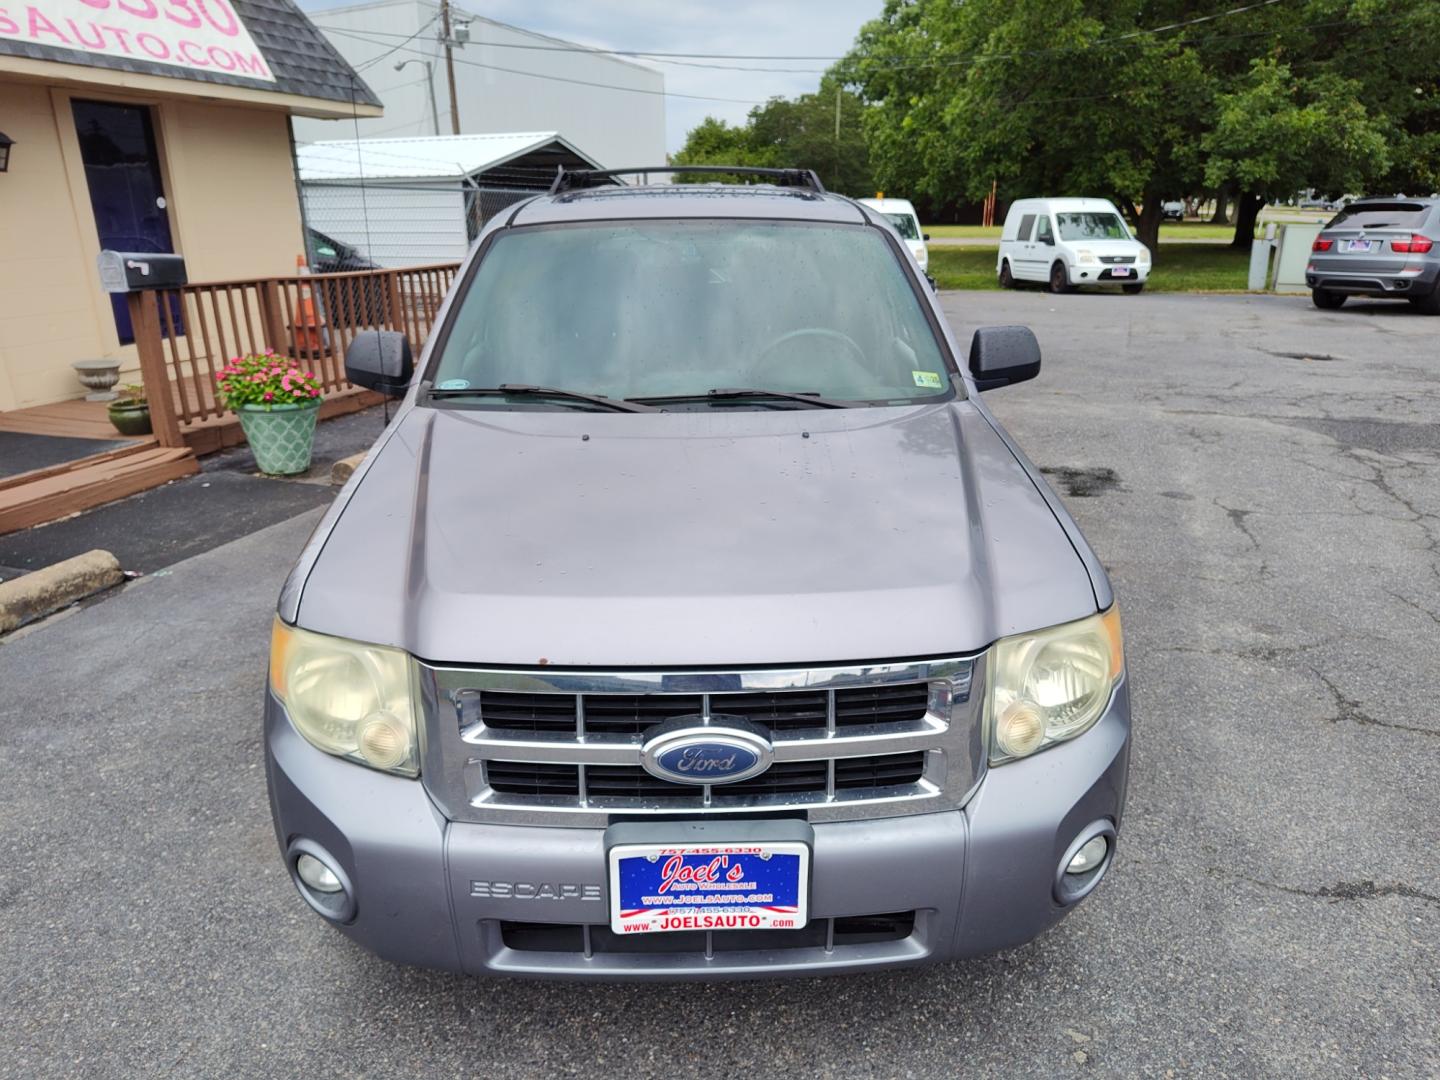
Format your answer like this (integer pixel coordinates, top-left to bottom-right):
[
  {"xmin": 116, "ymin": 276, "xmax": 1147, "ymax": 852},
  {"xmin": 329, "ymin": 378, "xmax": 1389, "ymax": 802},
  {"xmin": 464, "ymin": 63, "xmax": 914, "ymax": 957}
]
[
  {"xmin": 988, "ymin": 607, "xmax": 1123, "ymax": 765},
  {"xmin": 1076, "ymin": 250, "xmax": 1098, "ymax": 265},
  {"xmin": 1137, "ymin": 247, "xmax": 1151, "ymax": 264},
  {"xmin": 269, "ymin": 619, "xmax": 420, "ymax": 777}
]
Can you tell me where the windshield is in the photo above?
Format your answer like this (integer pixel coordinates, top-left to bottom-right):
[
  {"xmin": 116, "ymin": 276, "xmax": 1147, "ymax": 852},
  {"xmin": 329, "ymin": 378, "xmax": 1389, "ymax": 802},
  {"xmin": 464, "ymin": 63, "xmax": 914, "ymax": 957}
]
[
  {"xmin": 1056, "ymin": 212, "xmax": 1130, "ymax": 241},
  {"xmin": 428, "ymin": 221, "xmax": 952, "ymax": 405},
  {"xmin": 1325, "ymin": 203, "xmax": 1432, "ymax": 230},
  {"xmin": 884, "ymin": 212, "xmax": 921, "ymax": 241}
]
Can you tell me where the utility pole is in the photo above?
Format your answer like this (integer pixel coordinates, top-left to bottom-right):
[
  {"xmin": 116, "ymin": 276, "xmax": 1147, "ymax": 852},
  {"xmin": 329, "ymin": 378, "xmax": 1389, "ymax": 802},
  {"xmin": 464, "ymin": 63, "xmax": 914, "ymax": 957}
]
[{"xmin": 441, "ymin": 0, "xmax": 460, "ymax": 135}]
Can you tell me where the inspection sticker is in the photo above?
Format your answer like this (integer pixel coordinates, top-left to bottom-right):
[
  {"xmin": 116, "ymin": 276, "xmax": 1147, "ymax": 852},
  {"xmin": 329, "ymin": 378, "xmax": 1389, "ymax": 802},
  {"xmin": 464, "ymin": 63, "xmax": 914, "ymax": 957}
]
[
  {"xmin": 436, "ymin": 378, "xmax": 471, "ymax": 390},
  {"xmin": 912, "ymin": 370, "xmax": 944, "ymax": 389}
]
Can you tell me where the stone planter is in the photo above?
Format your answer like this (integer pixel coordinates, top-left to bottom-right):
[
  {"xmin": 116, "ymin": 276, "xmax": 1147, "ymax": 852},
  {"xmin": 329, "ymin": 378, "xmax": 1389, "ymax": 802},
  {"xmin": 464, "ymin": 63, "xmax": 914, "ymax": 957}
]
[
  {"xmin": 236, "ymin": 399, "xmax": 322, "ymax": 476},
  {"xmin": 71, "ymin": 359, "xmax": 121, "ymax": 401},
  {"xmin": 106, "ymin": 401, "xmax": 153, "ymax": 437}
]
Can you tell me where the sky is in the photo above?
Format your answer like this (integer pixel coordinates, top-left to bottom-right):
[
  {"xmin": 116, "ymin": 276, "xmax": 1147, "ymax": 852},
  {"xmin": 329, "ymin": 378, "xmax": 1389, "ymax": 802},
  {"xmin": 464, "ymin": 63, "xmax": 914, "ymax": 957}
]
[{"xmin": 297, "ymin": 0, "xmax": 884, "ymax": 151}]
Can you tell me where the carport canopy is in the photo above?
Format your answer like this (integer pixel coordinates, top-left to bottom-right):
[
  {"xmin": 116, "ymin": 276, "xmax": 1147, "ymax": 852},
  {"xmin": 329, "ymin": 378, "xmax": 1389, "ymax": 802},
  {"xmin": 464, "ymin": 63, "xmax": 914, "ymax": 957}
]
[{"xmin": 296, "ymin": 132, "xmax": 605, "ymax": 187}]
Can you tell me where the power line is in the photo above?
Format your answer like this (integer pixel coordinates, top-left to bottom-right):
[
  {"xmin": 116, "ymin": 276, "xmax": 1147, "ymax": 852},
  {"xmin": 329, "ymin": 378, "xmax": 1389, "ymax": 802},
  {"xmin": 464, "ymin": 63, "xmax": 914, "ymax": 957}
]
[
  {"xmin": 323, "ymin": 27, "xmax": 765, "ymax": 103},
  {"xmin": 318, "ymin": 0, "xmax": 1288, "ymax": 69},
  {"xmin": 351, "ymin": 12, "xmax": 440, "ymax": 72}
]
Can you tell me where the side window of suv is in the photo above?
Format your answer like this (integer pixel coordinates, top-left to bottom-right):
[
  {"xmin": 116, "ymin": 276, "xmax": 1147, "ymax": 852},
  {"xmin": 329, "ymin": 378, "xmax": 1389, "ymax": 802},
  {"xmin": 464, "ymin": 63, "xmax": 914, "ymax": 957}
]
[
  {"xmin": 1036, "ymin": 216, "xmax": 1054, "ymax": 245},
  {"xmin": 1016, "ymin": 214, "xmax": 1035, "ymax": 242}
]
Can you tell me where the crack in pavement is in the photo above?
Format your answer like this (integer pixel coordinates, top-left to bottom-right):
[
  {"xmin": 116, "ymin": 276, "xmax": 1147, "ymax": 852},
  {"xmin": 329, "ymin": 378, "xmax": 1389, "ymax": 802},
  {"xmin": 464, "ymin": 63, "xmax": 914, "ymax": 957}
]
[
  {"xmin": 1147, "ymin": 642, "xmax": 1320, "ymax": 663},
  {"xmin": 1388, "ymin": 590, "xmax": 1440, "ymax": 629},
  {"xmin": 1213, "ymin": 499, "xmax": 1262, "ymax": 551},
  {"xmin": 1217, "ymin": 870, "xmax": 1440, "ymax": 909},
  {"xmin": 1256, "ymin": 349, "xmax": 1348, "ymax": 363},
  {"xmin": 1309, "ymin": 666, "xmax": 1439, "ymax": 739}
]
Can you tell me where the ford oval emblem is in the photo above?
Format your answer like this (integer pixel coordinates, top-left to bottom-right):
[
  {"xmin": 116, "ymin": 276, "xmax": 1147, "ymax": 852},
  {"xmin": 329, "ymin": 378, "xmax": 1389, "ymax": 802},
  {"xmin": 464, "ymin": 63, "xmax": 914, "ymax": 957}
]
[{"xmin": 640, "ymin": 718, "xmax": 773, "ymax": 786}]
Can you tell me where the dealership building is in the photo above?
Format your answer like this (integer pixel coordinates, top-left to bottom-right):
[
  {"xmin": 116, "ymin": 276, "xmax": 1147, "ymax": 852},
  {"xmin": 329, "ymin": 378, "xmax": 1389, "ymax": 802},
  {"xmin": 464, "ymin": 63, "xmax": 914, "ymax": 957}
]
[{"xmin": 0, "ymin": 0, "xmax": 381, "ymax": 412}]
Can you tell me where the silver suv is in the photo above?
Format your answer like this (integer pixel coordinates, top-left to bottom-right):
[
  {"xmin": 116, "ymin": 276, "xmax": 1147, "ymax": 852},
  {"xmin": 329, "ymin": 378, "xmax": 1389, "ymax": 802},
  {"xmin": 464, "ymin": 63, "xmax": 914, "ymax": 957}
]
[
  {"xmin": 1307, "ymin": 196, "xmax": 1440, "ymax": 313},
  {"xmin": 265, "ymin": 167, "xmax": 1130, "ymax": 979}
]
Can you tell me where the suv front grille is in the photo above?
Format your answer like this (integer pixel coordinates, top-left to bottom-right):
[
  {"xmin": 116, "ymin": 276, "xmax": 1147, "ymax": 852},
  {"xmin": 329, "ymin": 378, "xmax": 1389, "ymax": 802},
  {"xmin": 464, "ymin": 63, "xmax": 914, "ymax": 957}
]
[
  {"xmin": 421, "ymin": 657, "xmax": 984, "ymax": 826},
  {"xmin": 474, "ymin": 684, "xmax": 931, "ymax": 736},
  {"xmin": 487, "ymin": 752, "xmax": 926, "ymax": 802},
  {"xmin": 498, "ymin": 912, "xmax": 917, "ymax": 955}
]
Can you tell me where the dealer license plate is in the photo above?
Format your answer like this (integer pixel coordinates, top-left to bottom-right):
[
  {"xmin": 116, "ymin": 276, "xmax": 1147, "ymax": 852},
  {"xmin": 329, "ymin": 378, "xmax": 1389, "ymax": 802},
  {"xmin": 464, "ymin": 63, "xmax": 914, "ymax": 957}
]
[
  {"xmin": 608, "ymin": 842, "xmax": 809, "ymax": 935},
  {"xmin": 1347, "ymin": 239, "xmax": 1372, "ymax": 252},
  {"xmin": 1111, "ymin": 266, "xmax": 1132, "ymax": 277}
]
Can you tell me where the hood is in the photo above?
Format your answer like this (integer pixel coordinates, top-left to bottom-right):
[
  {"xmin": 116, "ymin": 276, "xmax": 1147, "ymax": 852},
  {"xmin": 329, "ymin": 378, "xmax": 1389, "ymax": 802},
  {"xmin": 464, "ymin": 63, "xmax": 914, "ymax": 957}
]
[{"xmin": 296, "ymin": 402, "xmax": 1097, "ymax": 667}]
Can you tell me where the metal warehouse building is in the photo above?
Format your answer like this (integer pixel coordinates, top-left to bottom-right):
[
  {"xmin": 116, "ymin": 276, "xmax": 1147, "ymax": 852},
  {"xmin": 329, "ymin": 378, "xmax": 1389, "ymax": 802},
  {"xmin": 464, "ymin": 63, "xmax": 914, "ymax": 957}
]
[{"xmin": 293, "ymin": 0, "xmax": 666, "ymax": 170}]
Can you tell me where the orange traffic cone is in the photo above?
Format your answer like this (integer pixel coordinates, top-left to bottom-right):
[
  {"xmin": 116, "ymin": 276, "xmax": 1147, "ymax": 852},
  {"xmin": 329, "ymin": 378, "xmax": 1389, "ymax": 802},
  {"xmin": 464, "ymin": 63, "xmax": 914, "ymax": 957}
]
[{"xmin": 292, "ymin": 253, "xmax": 328, "ymax": 355}]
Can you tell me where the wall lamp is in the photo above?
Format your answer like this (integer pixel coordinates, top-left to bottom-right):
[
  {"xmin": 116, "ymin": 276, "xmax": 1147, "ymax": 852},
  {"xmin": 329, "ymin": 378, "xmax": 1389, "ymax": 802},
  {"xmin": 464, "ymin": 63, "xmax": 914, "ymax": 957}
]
[{"xmin": 0, "ymin": 131, "xmax": 13, "ymax": 172}]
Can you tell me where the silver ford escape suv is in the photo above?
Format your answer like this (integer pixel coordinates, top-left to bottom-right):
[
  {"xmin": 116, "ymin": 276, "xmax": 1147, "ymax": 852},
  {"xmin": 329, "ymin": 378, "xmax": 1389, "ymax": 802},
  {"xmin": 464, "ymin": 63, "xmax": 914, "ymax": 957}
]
[{"xmin": 266, "ymin": 166, "xmax": 1130, "ymax": 980}]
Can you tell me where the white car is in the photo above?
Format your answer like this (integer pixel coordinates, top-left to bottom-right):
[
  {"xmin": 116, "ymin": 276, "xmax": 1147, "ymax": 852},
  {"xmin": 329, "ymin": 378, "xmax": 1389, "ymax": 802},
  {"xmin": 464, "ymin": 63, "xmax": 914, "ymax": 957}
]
[
  {"xmin": 997, "ymin": 198, "xmax": 1150, "ymax": 294},
  {"xmin": 859, "ymin": 196, "xmax": 929, "ymax": 271}
]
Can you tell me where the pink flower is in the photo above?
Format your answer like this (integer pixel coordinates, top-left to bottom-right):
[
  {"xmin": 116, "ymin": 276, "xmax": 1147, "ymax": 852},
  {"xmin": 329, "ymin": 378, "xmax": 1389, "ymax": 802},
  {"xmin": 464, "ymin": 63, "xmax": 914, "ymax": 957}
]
[
  {"xmin": 263, "ymin": 391, "xmax": 274, "ymax": 402},
  {"xmin": 251, "ymin": 373, "xmax": 264, "ymax": 383}
]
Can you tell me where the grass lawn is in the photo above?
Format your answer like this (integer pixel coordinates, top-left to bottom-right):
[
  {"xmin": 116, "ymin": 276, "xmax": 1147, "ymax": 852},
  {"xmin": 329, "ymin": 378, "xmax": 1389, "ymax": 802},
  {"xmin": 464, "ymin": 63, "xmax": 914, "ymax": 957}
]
[
  {"xmin": 929, "ymin": 243, "xmax": 1249, "ymax": 292},
  {"xmin": 925, "ymin": 224, "xmax": 1003, "ymax": 239}
]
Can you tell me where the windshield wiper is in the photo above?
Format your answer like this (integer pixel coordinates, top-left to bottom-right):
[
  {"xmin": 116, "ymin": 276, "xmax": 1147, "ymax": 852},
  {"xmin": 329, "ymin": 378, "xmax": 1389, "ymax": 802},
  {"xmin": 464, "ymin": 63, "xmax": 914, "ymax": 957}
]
[
  {"xmin": 426, "ymin": 384, "xmax": 659, "ymax": 413},
  {"xmin": 635, "ymin": 387, "xmax": 853, "ymax": 409}
]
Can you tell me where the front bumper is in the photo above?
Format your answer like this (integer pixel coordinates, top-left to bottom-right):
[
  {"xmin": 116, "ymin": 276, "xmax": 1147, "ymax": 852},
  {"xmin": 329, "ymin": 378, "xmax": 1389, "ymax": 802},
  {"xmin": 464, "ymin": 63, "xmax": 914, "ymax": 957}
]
[
  {"xmin": 1071, "ymin": 261, "xmax": 1149, "ymax": 286},
  {"xmin": 264, "ymin": 681, "xmax": 1131, "ymax": 980}
]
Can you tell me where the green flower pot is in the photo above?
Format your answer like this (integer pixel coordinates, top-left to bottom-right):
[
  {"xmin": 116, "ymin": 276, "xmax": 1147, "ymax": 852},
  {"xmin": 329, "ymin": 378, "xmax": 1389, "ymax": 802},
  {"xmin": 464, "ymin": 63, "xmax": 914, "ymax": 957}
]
[
  {"xmin": 237, "ymin": 399, "xmax": 322, "ymax": 476},
  {"xmin": 107, "ymin": 402, "xmax": 152, "ymax": 437}
]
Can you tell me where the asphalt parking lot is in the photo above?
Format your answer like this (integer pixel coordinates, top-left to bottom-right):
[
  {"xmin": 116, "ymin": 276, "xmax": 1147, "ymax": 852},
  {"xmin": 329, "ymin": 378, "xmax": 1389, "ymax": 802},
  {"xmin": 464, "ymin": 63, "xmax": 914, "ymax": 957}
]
[{"xmin": 2, "ymin": 291, "xmax": 1437, "ymax": 1078}]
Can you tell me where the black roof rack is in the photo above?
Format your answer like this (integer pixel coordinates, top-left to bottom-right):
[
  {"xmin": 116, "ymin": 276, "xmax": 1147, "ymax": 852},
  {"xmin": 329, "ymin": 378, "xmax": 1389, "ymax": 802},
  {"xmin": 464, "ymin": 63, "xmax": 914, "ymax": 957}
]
[{"xmin": 548, "ymin": 165, "xmax": 827, "ymax": 196}]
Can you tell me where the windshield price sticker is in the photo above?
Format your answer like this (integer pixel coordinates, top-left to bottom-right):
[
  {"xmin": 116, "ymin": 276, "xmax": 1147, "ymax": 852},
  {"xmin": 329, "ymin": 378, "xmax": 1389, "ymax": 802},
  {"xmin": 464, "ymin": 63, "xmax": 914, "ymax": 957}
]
[
  {"xmin": 608, "ymin": 842, "xmax": 809, "ymax": 934},
  {"xmin": 912, "ymin": 370, "xmax": 943, "ymax": 389}
]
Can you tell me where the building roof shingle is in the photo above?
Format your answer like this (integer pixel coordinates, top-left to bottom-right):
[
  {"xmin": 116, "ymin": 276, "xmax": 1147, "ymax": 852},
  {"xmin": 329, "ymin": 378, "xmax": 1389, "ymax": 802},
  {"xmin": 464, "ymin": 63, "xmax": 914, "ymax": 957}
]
[{"xmin": 0, "ymin": 0, "xmax": 381, "ymax": 109}]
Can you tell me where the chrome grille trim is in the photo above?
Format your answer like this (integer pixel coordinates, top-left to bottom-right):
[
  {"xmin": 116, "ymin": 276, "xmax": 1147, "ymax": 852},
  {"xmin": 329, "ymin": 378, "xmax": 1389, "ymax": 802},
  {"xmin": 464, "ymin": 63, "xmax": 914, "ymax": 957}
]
[{"xmin": 418, "ymin": 656, "xmax": 986, "ymax": 827}]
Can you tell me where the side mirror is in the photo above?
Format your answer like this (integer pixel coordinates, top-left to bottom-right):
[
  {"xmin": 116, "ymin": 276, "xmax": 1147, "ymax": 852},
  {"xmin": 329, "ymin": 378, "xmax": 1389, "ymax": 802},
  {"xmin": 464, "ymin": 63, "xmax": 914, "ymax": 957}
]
[
  {"xmin": 922, "ymin": 232, "xmax": 931, "ymax": 241},
  {"xmin": 345, "ymin": 330, "xmax": 413, "ymax": 397},
  {"xmin": 968, "ymin": 325, "xmax": 1041, "ymax": 391},
  {"xmin": 926, "ymin": 274, "xmax": 938, "ymax": 291}
]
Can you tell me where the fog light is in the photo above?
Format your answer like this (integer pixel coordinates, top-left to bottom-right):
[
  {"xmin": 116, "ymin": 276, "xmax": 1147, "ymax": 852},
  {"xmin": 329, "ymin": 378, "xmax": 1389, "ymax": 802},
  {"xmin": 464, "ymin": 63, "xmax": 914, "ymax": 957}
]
[
  {"xmin": 1066, "ymin": 834, "xmax": 1108, "ymax": 874},
  {"xmin": 358, "ymin": 712, "xmax": 408, "ymax": 770},
  {"xmin": 995, "ymin": 701, "xmax": 1045, "ymax": 758},
  {"xmin": 296, "ymin": 853, "xmax": 343, "ymax": 893}
]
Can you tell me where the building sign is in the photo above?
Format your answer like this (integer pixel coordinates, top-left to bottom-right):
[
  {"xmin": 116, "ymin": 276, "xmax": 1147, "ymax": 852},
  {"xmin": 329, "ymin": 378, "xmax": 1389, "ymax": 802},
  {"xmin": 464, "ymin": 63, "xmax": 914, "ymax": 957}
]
[{"xmin": 0, "ymin": 0, "xmax": 275, "ymax": 82}]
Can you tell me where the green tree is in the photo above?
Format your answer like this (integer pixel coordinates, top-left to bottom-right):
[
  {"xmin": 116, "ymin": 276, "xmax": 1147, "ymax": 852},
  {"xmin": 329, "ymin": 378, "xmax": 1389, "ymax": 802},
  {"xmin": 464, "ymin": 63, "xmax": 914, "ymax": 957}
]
[
  {"xmin": 672, "ymin": 83, "xmax": 875, "ymax": 196},
  {"xmin": 1203, "ymin": 60, "xmax": 1389, "ymax": 230},
  {"xmin": 841, "ymin": 0, "xmax": 1440, "ymax": 253},
  {"xmin": 670, "ymin": 116, "xmax": 767, "ymax": 173}
]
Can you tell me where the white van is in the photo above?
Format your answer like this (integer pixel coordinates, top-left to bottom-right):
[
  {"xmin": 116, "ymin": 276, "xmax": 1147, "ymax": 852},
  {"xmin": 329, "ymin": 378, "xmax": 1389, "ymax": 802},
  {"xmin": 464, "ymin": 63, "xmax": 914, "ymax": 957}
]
[
  {"xmin": 997, "ymin": 198, "xmax": 1150, "ymax": 293},
  {"xmin": 859, "ymin": 196, "xmax": 928, "ymax": 271}
]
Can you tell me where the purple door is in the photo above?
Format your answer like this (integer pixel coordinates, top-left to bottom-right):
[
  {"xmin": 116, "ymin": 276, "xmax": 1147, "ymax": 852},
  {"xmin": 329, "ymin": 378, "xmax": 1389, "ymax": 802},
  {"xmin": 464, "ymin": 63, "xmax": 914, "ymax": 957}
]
[{"xmin": 72, "ymin": 100, "xmax": 177, "ymax": 345}]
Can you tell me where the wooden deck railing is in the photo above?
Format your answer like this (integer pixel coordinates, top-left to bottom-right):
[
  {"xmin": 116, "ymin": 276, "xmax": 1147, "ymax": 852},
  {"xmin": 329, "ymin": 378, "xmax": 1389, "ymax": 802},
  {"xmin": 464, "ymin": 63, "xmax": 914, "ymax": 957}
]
[{"xmin": 126, "ymin": 263, "xmax": 460, "ymax": 448}]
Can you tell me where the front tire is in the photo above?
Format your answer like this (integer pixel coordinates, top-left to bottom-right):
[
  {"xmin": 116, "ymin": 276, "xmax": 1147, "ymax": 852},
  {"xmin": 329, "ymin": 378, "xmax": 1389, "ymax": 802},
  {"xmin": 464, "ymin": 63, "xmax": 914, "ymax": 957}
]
[
  {"xmin": 999, "ymin": 260, "xmax": 1015, "ymax": 289},
  {"xmin": 1122, "ymin": 282, "xmax": 1145, "ymax": 294},
  {"xmin": 1407, "ymin": 288, "xmax": 1440, "ymax": 315},
  {"xmin": 1048, "ymin": 261, "xmax": 1072, "ymax": 294},
  {"xmin": 1312, "ymin": 288, "xmax": 1346, "ymax": 310}
]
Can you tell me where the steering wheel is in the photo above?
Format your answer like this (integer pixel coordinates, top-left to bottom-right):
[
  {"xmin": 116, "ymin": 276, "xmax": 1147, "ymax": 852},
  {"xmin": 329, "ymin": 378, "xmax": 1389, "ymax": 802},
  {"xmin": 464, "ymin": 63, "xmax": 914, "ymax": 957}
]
[{"xmin": 752, "ymin": 328, "xmax": 868, "ymax": 381}]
